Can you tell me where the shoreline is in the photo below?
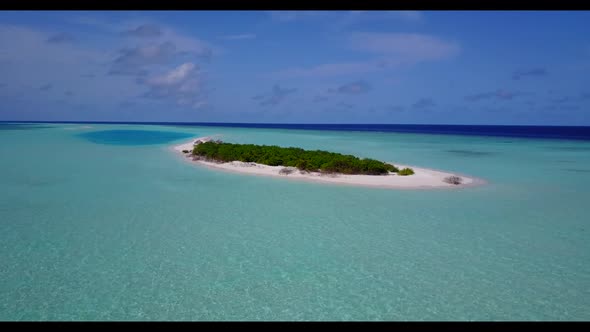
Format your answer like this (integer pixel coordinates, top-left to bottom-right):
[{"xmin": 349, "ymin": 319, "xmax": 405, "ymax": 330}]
[{"xmin": 171, "ymin": 136, "xmax": 487, "ymax": 190}]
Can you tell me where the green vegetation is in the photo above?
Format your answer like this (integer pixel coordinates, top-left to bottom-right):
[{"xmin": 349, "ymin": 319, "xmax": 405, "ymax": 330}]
[
  {"xmin": 182, "ymin": 150, "xmax": 189, "ymax": 153},
  {"xmin": 192, "ymin": 141, "xmax": 401, "ymax": 175},
  {"xmin": 398, "ymin": 168, "xmax": 415, "ymax": 176}
]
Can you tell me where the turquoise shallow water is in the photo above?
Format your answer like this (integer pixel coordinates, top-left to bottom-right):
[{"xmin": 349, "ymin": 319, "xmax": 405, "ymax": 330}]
[{"xmin": 0, "ymin": 123, "xmax": 589, "ymax": 320}]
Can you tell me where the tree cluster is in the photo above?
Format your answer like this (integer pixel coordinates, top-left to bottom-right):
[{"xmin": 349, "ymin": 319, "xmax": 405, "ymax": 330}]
[{"xmin": 193, "ymin": 141, "xmax": 402, "ymax": 175}]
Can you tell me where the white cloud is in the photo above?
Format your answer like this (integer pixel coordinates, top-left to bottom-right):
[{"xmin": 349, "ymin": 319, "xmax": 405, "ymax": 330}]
[
  {"xmin": 109, "ymin": 42, "xmax": 178, "ymax": 76},
  {"xmin": 143, "ymin": 62, "xmax": 205, "ymax": 109},
  {"xmin": 0, "ymin": 23, "xmax": 188, "ymax": 109},
  {"xmin": 0, "ymin": 24, "xmax": 106, "ymax": 66},
  {"xmin": 157, "ymin": 27, "xmax": 217, "ymax": 58},
  {"xmin": 0, "ymin": 23, "xmax": 116, "ymax": 101},
  {"xmin": 103, "ymin": 21, "xmax": 217, "ymax": 110},
  {"xmin": 349, "ymin": 32, "xmax": 460, "ymax": 62},
  {"xmin": 274, "ymin": 32, "xmax": 459, "ymax": 78},
  {"xmin": 72, "ymin": 16, "xmax": 219, "ymax": 59},
  {"xmin": 147, "ymin": 63, "xmax": 196, "ymax": 86}
]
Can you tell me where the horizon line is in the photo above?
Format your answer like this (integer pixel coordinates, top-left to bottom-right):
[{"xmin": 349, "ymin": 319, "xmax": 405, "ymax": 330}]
[{"xmin": 2, "ymin": 120, "xmax": 590, "ymax": 128}]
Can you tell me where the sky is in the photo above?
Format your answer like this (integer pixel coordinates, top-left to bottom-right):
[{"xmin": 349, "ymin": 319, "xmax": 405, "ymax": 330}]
[{"xmin": 0, "ymin": 10, "xmax": 589, "ymax": 125}]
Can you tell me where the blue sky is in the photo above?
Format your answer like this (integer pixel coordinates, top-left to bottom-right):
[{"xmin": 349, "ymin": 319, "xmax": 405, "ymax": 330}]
[{"xmin": 1, "ymin": 10, "xmax": 589, "ymax": 125}]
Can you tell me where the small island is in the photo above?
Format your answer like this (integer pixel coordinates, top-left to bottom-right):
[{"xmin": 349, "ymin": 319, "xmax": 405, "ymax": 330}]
[
  {"xmin": 173, "ymin": 136, "xmax": 483, "ymax": 189},
  {"xmin": 192, "ymin": 140, "xmax": 414, "ymax": 176}
]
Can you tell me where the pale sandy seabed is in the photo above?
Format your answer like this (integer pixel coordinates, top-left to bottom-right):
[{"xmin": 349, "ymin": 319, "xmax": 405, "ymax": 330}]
[{"xmin": 171, "ymin": 136, "xmax": 486, "ymax": 189}]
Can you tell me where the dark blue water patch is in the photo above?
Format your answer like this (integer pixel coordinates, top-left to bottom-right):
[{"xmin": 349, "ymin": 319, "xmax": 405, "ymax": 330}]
[
  {"xmin": 6, "ymin": 121, "xmax": 590, "ymax": 141},
  {"xmin": 446, "ymin": 149, "xmax": 495, "ymax": 157},
  {"xmin": 0, "ymin": 123, "xmax": 54, "ymax": 130},
  {"xmin": 78, "ymin": 130, "xmax": 194, "ymax": 146}
]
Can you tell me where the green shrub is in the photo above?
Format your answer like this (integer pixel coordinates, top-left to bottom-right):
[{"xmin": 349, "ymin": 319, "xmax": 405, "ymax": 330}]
[
  {"xmin": 182, "ymin": 150, "xmax": 189, "ymax": 153},
  {"xmin": 397, "ymin": 168, "xmax": 415, "ymax": 176},
  {"xmin": 192, "ymin": 141, "xmax": 396, "ymax": 175},
  {"xmin": 295, "ymin": 159, "xmax": 309, "ymax": 170},
  {"xmin": 386, "ymin": 164, "xmax": 399, "ymax": 172}
]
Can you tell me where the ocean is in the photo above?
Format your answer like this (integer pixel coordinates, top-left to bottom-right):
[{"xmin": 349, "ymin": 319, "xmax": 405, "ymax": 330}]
[{"xmin": 0, "ymin": 122, "xmax": 589, "ymax": 320}]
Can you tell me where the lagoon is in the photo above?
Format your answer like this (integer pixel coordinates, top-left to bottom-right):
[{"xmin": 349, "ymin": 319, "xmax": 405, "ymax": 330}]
[{"xmin": 0, "ymin": 122, "xmax": 589, "ymax": 320}]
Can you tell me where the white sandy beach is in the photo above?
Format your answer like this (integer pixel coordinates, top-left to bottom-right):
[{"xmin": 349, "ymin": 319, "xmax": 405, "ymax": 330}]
[{"xmin": 172, "ymin": 136, "xmax": 484, "ymax": 189}]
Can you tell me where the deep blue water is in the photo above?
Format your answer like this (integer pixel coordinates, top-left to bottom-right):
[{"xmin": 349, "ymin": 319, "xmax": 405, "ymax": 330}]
[
  {"xmin": 3, "ymin": 121, "xmax": 590, "ymax": 141},
  {"xmin": 0, "ymin": 123, "xmax": 56, "ymax": 130}
]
